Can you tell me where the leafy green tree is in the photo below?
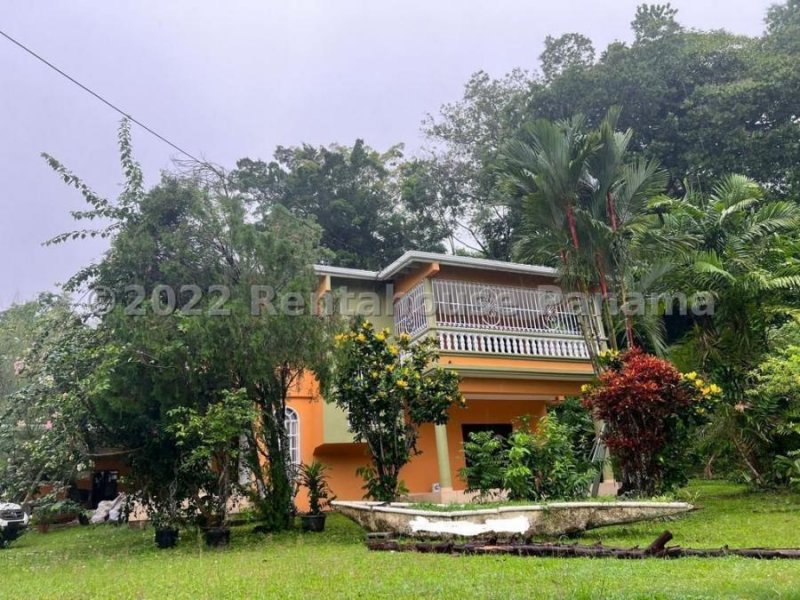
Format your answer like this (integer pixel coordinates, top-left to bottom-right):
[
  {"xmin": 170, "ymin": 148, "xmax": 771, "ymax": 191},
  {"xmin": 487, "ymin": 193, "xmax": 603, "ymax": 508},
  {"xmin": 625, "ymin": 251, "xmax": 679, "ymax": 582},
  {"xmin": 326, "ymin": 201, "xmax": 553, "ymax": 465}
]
[
  {"xmin": 740, "ymin": 344, "xmax": 800, "ymax": 487},
  {"xmin": 661, "ymin": 176, "xmax": 800, "ymax": 485},
  {"xmin": 540, "ymin": 33, "xmax": 595, "ymax": 83},
  {"xmin": 232, "ymin": 140, "xmax": 447, "ymax": 270},
  {"xmin": 0, "ymin": 297, "xmax": 92, "ymax": 503},
  {"xmin": 631, "ymin": 3, "xmax": 682, "ymax": 44},
  {"xmin": 42, "ymin": 120, "xmax": 335, "ymax": 531},
  {"xmin": 428, "ymin": 2, "xmax": 800, "ymax": 259},
  {"xmin": 500, "ymin": 110, "xmax": 671, "ymax": 356},
  {"xmin": 0, "ymin": 297, "xmax": 54, "ymax": 404},
  {"xmin": 661, "ymin": 175, "xmax": 800, "ymax": 396},
  {"xmin": 169, "ymin": 389, "xmax": 255, "ymax": 528},
  {"xmin": 331, "ymin": 321, "xmax": 462, "ymax": 501},
  {"xmin": 421, "ymin": 69, "xmax": 534, "ymax": 258}
]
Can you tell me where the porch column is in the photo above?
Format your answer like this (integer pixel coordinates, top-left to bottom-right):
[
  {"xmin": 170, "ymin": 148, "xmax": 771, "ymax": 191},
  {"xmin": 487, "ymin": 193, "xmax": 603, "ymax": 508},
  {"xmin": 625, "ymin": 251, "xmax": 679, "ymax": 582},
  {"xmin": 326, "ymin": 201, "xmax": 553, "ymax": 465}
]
[{"xmin": 434, "ymin": 423, "xmax": 452, "ymax": 489}]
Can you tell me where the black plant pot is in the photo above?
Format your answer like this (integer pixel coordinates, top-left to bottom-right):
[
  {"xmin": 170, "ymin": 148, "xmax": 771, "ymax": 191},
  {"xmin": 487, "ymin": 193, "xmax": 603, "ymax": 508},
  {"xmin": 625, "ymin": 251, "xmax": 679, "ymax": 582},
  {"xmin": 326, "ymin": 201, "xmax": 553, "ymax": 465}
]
[
  {"xmin": 154, "ymin": 527, "xmax": 179, "ymax": 549},
  {"xmin": 203, "ymin": 526, "xmax": 231, "ymax": 547},
  {"xmin": 300, "ymin": 513, "xmax": 326, "ymax": 532}
]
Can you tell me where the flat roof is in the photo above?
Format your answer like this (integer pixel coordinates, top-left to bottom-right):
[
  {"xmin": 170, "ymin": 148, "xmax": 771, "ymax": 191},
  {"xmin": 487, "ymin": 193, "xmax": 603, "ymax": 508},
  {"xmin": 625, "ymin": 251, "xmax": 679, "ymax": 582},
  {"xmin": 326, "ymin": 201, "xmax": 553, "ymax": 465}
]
[
  {"xmin": 315, "ymin": 251, "xmax": 558, "ymax": 281},
  {"xmin": 312, "ymin": 264, "xmax": 380, "ymax": 280}
]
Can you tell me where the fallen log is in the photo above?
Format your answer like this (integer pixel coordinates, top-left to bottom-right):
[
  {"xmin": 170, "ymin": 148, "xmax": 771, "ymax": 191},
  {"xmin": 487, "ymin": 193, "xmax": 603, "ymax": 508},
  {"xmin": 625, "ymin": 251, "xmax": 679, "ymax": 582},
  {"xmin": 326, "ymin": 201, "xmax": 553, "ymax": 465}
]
[{"xmin": 366, "ymin": 531, "xmax": 800, "ymax": 560}]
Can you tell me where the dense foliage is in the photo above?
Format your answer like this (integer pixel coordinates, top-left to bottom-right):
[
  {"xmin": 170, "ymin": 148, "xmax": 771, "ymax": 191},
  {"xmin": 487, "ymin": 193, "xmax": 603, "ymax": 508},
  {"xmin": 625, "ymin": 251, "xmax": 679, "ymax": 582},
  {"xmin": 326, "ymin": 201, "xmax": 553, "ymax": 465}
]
[
  {"xmin": 583, "ymin": 349, "xmax": 720, "ymax": 496},
  {"xmin": 232, "ymin": 141, "xmax": 448, "ymax": 270},
  {"xmin": 503, "ymin": 415, "xmax": 596, "ymax": 501},
  {"xmin": 331, "ymin": 321, "xmax": 462, "ymax": 501},
  {"xmin": 459, "ymin": 414, "xmax": 596, "ymax": 501},
  {"xmin": 459, "ymin": 431, "xmax": 507, "ymax": 500},
  {"xmin": 0, "ymin": 296, "xmax": 91, "ymax": 504},
  {"xmin": 736, "ymin": 343, "xmax": 800, "ymax": 489},
  {"xmin": 422, "ymin": 1, "xmax": 800, "ymax": 261},
  {"xmin": 19, "ymin": 123, "xmax": 336, "ymax": 532}
]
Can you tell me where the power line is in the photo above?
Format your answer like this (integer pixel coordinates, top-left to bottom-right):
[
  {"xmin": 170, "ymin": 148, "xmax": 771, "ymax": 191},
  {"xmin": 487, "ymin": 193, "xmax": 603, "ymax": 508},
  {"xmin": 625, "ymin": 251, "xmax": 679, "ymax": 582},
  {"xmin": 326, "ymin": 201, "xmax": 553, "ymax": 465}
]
[
  {"xmin": 0, "ymin": 28, "xmax": 203, "ymax": 163},
  {"xmin": 1, "ymin": 28, "xmax": 368, "ymax": 256}
]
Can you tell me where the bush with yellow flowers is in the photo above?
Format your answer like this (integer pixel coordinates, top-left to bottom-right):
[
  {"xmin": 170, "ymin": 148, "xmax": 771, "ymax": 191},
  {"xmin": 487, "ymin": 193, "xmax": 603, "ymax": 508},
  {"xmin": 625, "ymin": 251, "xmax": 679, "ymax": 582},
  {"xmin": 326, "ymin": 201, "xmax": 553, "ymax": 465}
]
[{"xmin": 331, "ymin": 319, "xmax": 462, "ymax": 501}]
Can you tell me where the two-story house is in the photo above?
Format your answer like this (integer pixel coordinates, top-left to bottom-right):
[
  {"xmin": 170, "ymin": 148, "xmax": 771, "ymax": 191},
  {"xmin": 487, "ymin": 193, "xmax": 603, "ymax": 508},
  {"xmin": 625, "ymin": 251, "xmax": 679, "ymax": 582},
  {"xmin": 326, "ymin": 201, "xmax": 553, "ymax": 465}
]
[{"xmin": 286, "ymin": 251, "xmax": 599, "ymax": 503}]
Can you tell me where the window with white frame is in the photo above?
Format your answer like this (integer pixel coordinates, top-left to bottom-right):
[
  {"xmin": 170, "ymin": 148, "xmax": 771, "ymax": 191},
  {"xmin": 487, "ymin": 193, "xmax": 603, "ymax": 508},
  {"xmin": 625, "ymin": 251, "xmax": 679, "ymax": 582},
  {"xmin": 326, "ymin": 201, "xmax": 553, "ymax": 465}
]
[{"xmin": 285, "ymin": 407, "xmax": 300, "ymax": 468}]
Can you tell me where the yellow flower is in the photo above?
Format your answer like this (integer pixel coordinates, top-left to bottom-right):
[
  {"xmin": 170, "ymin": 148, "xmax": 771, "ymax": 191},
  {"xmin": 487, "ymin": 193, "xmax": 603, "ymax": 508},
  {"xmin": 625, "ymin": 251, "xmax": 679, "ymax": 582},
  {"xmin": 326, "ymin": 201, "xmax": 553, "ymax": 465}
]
[
  {"xmin": 370, "ymin": 371, "xmax": 379, "ymax": 379},
  {"xmin": 396, "ymin": 379, "xmax": 408, "ymax": 389},
  {"xmin": 334, "ymin": 333, "xmax": 346, "ymax": 344},
  {"xmin": 580, "ymin": 384, "xmax": 592, "ymax": 394},
  {"xmin": 684, "ymin": 371, "xmax": 698, "ymax": 381},
  {"xmin": 708, "ymin": 384, "xmax": 722, "ymax": 395},
  {"xmin": 385, "ymin": 364, "xmax": 395, "ymax": 373},
  {"xmin": 388, "ymin": 345, "xmax": 399, "ymax": 356},
  {"xmin": 375, "ymin": 331, "xmax": 386, "ymax": 342},
  {"xmin": 399, "ymin": 332, "xmax": 411, "ymax": 343},
  {"xmin": 694, "ymin": 378, "xmax": 705, "ymax": 389},
  {"xmin": 356, "ymin": 333, "xmax": 367, "ymax": 343}
]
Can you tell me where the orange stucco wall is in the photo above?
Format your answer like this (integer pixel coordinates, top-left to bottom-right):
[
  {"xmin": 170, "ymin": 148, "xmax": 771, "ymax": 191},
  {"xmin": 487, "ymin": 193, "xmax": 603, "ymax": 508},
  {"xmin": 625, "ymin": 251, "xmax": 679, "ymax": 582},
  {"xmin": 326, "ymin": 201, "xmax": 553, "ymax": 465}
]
[
  {"xmin": 286, "ymin": 375, "xmax": 325, "ymax": 511},
  {"xmin": 289, "ymin": 396, "xmax": 564, "ymax": 502},
  {"xmin": 286, "ymin": 369, "xmax": 588, "ymax": 504}
]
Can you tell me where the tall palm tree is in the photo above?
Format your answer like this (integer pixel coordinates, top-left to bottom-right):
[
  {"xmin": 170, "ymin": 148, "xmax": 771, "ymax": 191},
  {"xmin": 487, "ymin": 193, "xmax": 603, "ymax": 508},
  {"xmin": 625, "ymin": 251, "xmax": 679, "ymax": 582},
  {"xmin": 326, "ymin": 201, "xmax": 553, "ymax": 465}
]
[
  {"xmin": 500, "ymin": 115, "xmax": 605, "ymax": 366},
  {"xmin": 500, "ymin": 109, "xmax": 671, "ymax": 356}
]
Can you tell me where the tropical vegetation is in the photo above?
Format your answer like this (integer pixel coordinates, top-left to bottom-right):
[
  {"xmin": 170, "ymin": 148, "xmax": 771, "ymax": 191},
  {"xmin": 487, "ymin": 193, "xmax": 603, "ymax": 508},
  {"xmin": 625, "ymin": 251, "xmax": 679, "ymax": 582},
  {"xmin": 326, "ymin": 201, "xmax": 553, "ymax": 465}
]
[{"xmin": 330, "ymin": 321, "xmax": 462, "ymax": 501}]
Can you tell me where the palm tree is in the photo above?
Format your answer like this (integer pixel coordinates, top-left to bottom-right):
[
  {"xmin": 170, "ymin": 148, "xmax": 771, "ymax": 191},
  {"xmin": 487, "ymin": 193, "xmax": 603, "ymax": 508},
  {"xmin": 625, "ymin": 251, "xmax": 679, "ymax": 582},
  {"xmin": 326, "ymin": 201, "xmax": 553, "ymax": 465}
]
[
  {"xmin": 500, "ymin": 109, "xmax": 671, "ymax": 356},
  {"xmin": 500, "ymin": 115, "xmax": 605, "ymax": 366},
  {"xmin": 661, "ymin": 175, "xmax": 800, "ymax": 482},
  {"xmin": 661, "ymin": 174, "xmax": 800, "ymax": 396}
]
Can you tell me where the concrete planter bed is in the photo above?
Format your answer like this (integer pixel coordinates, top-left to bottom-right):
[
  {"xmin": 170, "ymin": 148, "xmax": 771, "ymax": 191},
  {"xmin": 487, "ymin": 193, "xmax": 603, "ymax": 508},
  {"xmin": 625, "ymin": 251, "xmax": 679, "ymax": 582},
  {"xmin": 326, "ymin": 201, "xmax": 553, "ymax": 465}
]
[{"xmin": 332, "ymin": 499, "xmax": 694, "ymax": 538}]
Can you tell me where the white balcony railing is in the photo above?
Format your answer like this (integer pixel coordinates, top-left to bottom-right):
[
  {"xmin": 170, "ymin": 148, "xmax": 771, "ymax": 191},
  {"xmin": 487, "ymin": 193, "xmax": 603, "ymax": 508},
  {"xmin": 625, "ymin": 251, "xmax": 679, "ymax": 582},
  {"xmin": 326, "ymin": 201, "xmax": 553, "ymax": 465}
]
[
  {"xmin": 392, "ymin": 279, "xmax": 590, "ymax": 359},
  {"xmin": 432, "ymin": 279, "xmax": 581, "ymax": 336},
  {"xmin": 436, "ymin": 329, "xmax": 590, "ymax": 359},
  {"xmin": 393, "ymin": 281, "xmax": 427, "ymax": 337}
]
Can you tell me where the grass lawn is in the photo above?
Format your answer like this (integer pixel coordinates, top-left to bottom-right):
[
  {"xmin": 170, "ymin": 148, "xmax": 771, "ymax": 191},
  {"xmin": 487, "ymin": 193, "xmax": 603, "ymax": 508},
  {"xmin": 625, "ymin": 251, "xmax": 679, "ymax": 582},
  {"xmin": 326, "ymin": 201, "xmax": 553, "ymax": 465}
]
[{"xmin": 2, "ymin": 481, "xmax": 799, "ymax": 599}]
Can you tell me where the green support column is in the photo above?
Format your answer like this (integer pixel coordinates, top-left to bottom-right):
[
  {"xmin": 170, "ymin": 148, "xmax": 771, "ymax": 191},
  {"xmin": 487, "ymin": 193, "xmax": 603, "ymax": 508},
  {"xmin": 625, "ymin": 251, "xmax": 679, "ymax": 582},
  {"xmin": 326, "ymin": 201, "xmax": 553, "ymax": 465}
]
[{"xmin": 434, "ymin": 423, "xmax": 453, "ymax": 489}]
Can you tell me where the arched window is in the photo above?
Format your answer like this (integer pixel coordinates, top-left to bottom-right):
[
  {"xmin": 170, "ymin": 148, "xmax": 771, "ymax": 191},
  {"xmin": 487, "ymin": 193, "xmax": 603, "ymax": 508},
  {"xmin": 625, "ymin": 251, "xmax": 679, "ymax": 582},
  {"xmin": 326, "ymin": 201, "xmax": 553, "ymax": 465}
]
[{"xmin": 285, "ymin": 407, "xmax": 300, "ymax": 468}]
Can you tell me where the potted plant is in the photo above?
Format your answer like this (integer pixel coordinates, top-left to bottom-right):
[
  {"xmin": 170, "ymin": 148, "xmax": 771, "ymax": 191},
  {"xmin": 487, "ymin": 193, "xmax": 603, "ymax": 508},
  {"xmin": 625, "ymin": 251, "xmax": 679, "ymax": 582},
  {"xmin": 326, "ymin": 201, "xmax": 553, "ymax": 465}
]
[
  {"xmin": 150, "ymin": 511, "xmax": 180, "ymax": 549},
  {"xmin": 32, "ymin": 499, "xmax": 82, "ymax": 533},
  {"xmin": 299, "ymin": 460, "xmax": 334, "ymax": 532},
  {"xmin": 141, "ymin": 479, "xmax": 183, "ymax": 549},
  {"xmin": 169, "ymin": 390, "xmax": 255, "ymax": 548}
]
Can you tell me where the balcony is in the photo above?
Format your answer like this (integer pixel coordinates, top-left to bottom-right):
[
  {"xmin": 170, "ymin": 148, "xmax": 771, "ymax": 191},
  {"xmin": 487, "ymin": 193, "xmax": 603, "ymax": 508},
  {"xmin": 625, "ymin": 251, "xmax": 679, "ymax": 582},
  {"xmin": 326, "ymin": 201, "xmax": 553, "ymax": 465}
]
[{"xmin": 393, "ymin": 279, "xmax": 591, "ymax": 361}]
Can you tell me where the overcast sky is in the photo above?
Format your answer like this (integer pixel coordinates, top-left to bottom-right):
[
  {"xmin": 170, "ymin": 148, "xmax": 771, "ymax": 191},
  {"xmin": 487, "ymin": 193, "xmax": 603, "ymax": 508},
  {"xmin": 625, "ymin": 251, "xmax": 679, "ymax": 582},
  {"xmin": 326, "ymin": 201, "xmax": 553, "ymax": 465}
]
[{"xmin": 0, "ymin": 0, "xmax": 776, "ymax": 309}]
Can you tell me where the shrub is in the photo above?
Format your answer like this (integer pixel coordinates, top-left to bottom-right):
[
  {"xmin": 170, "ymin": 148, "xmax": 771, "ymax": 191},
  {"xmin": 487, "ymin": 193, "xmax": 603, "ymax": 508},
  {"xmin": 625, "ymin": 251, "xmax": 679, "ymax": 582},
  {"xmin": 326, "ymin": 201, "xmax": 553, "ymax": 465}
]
[
  {"xmin": 582, "ymin": 348, "xmax": 718, "ymax": 496},
  {"xmin": 503, "ymin": 415, "xmax": 596, "ymax": 501},
  {"xmin": 549, "ymin": 396, "xmax": 596, "ymax": 470},
  {"xmin": 459, "ymin": 431, "xmax": 507, "ymax": 500},
  {"xmin": 741, "ymin": 344, "xmax": 800, "ymax": 487},
  {"xmin": 331, "ymin": 320, "xmax": 462, "ymax": 501},
  {"xmin": 32, "ymin": 499, "xmax": 82, "ymax": 526}
]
